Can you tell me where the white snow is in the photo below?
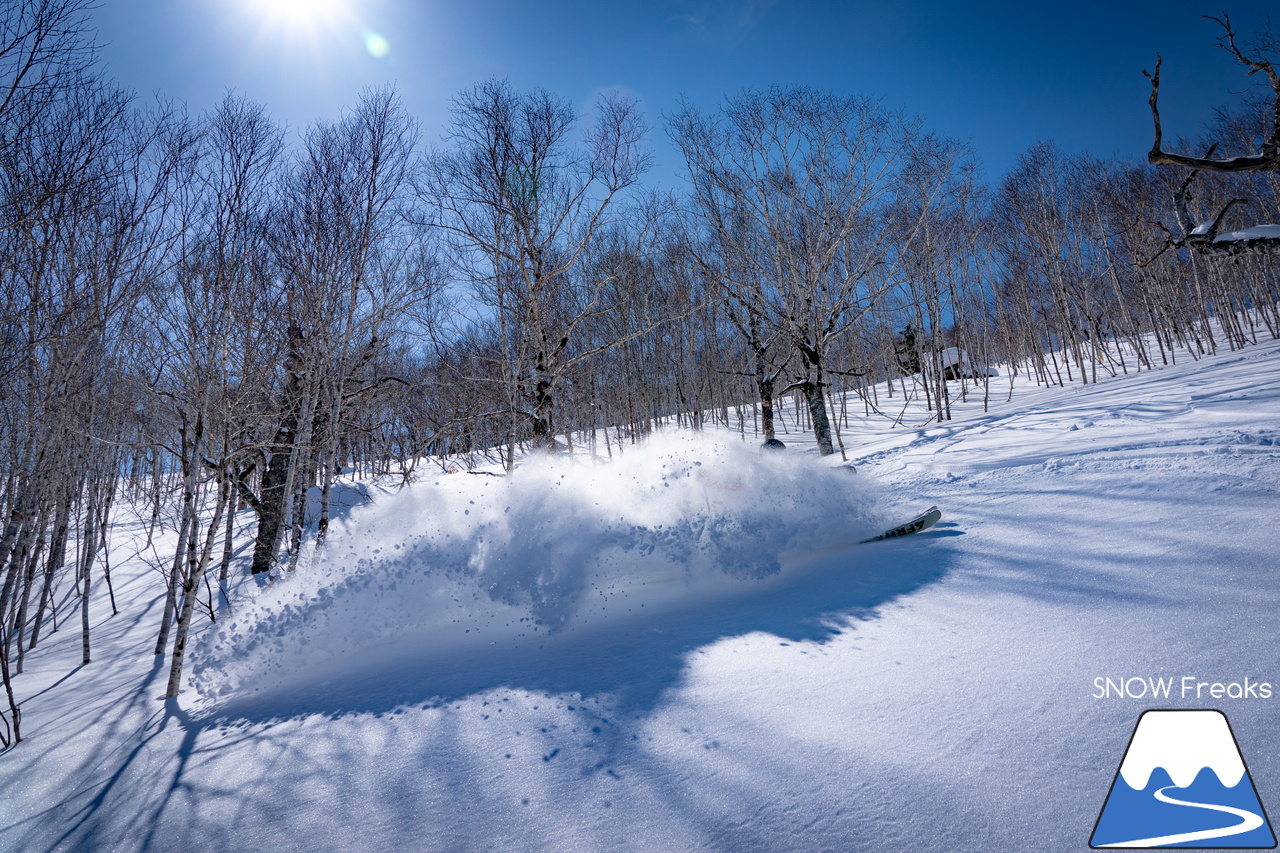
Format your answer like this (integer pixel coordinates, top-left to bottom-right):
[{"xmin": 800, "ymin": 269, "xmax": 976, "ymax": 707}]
[
  {"xmin": 1118, "ymin": 710, "xmax": 1245, "ymax": 789},
  {"xmin": 188, "ymin": 436, "xmax": 886, "ymax": 703},
  {"xmin": 1214, "ymin": 224, "xmax": 1280, "ymax": 242},
  {"xmin": 3, "ymin": 330, "xmax": 1280, "ymax": 852},
  {"xmin": 939, "ymin": 346, "xmax": 998, "ymax": 378}
]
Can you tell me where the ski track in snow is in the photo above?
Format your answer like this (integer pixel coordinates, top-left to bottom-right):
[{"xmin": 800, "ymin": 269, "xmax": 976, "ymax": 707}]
[{"xmin": 3, "ymin": 333, "xmax": 1279, "ymax": 852}]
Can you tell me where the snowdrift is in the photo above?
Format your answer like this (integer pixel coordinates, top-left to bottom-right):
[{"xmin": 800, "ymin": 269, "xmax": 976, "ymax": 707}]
[{"xmin": 189, "ymin": 433, "xmax": 887, "ymax": 703}]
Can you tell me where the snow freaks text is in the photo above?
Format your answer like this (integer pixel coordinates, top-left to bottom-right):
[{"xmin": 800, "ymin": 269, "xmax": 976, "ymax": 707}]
[{"xmin": 1093, "ymin": 677, "xmax": 1274, "ymax": 700}]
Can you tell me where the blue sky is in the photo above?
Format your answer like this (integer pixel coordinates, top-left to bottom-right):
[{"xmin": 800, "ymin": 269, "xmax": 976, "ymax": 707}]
[{"xmin": 92, "ymin": 0, "xmax": 1269, "ymax": 187}]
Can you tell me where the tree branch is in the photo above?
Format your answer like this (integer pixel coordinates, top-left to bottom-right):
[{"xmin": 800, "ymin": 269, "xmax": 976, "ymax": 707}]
[{"xmin": 1145, "ymin": 16, "xmax": 1280, "ymax": 172}]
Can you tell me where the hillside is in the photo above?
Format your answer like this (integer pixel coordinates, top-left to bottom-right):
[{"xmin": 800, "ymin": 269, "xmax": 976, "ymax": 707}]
[{"xmin": 2, "ymin": 337, "xmax": 1278, "ymax": 852}]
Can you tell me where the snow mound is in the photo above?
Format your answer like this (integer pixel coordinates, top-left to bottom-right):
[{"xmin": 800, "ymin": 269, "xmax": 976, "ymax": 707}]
[{"xmin": 189, "ymin": 434, "xmax": 885, "ymax": 702}]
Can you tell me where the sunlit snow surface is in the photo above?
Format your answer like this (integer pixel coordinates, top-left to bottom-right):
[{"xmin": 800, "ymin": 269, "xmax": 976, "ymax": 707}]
[{"xmin": 3, "ymin": 332, "xmax": 1280, "ymax": 853}]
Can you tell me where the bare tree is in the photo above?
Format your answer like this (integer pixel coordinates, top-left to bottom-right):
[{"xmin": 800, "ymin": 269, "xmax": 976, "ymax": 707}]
[
  {"xmin": 0, "ymin": 70, "xmax": 187, "ymax": 742},
  {"xmin": 1144, "ymin": 13, "xmax": 1280, "ymax": 254},
  {"xmin": 671, "ymin": 86, "xmax": 972, "ymax": 454},
  {"xmin": 0, "ymin": 0, "xmax": 102, "ymax": 237},
  {"xmin": 421, "ymin": 79, "xmax": 650, "ymax": 452},
  {"xmin": 246, "ymin": 86, "xmax": 434, "ymax": 578},
  {"xmin": 140, "ymin": 93, "xmax": 284, "ymax": 696}
]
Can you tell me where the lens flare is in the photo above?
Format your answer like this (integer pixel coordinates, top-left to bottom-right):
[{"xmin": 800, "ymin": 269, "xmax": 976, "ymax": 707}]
[
  {"xmin": 362, "ymin": 30, "xmax": 390, "ymax": 58},
  {"xmin": 238, "ymin": 0, "xmax": 392, "ymax": 67}
]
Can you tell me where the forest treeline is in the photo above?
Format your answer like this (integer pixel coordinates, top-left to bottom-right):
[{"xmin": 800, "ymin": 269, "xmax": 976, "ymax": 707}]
[{"xmin": 1, "ymin": 0, "xmax": 1278, "ymax": 745}]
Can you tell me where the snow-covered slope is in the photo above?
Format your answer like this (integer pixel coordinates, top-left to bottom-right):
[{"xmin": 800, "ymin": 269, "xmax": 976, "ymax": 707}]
[{"xmin": 2, "ymin": 335, "xmax": 1278, "ymax": 853}]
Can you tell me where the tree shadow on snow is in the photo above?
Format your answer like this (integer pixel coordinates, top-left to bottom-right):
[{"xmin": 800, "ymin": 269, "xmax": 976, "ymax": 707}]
[{"xmin": 204, "ymin": 532, "xmax": 960, "ymax": 726}]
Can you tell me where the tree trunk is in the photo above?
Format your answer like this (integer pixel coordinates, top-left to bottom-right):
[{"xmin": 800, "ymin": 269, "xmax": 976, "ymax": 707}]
[
  {"xmin": 756, "ymin": 371, "xmax": 776, "ymax": 440},
  {"xmin": 801, "ymin": 377, "xmax": 835, "ymax": 456},
  {"xmin": 154, "ymin": 499, "xmax": 191, "ymax": 656},
  {"xmin": 530, "ymin": 375, "xmax": 556, "ymax": 451},
  {"xmin": 166, "ymin": 476, "xmax": 229, "ymax": 698},
  {"xmin": 79, "ymin": 485, "xmax": 97, "ymax": 667},
  {"xmin": 251, "ymin": 324, "xmax": 305, "ymax": 575},
  {"xmin": 217, "ymin": 475, "xmax": 236, "ymax": 610},
  {"xmin": 12, "ymin": 520, "xmax": 48, "ymax": 674}
]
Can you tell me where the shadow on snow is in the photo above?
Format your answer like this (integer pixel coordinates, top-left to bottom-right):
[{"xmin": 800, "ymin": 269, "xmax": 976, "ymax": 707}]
[{"xmin": 204, "ymin": 532, "xmax": 960, "ymax": 725}]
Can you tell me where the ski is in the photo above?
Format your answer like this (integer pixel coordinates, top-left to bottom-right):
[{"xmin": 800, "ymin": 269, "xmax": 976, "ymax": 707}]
[
  {"xmin": 858, "ymin": 506, "xmax": 942, "ymax": 544},
  {"xmin": 801, "ymin": 506, "xmax": 943, "ymax": 559}
]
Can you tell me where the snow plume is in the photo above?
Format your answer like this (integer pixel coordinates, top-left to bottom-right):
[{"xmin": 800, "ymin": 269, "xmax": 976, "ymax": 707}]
[{"xmin": 189, "ymin": 433, "xmax": 884, "ymax": 702}]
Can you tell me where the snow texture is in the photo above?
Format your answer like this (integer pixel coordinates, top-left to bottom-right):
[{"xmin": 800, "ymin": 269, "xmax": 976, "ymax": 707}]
[{"xmin": 3, "ymin": 328, "xmax": 1280, "ymax": 853}]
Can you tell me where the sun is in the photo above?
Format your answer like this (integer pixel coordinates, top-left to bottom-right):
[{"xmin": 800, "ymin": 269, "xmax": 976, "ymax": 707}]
[
  {"xmin": 250, "ymin": 0, "xmax": 347, "ymax": 31},
  {"xmin": 235, "ymin": 0, "xmax": 391, "ymax": 63}
]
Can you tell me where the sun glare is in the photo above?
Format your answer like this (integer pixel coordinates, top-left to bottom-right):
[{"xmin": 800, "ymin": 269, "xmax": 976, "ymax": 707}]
[
  {"xmin": 251, "ymin": 0, "xmax": 347, "ymax": 31},
  {"xmin": 240, "ymin": 0, "xmax": 391, "ymax": 60}
]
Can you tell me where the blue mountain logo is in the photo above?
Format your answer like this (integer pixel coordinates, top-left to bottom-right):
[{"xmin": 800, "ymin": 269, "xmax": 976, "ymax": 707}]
[{"xmin": 1091, "ymin": 710, "xmax": 1276, "ymax": 848}]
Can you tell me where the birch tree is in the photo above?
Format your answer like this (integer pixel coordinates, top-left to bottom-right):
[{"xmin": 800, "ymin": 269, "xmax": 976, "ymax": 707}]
[
  {"xmin": 247, "ymin": 86, "xmax": 434, "ymax": 577},
  {"xmin": 671, "ymin": 86, "xmax": 972, "ymax": 454},
  {"xmin": 421, "ymin": 79, "xmax": 650, "ymax": 452},
  {"xmin": 141, "ymin": 93, "xmax": 282, "ymax": 696}
]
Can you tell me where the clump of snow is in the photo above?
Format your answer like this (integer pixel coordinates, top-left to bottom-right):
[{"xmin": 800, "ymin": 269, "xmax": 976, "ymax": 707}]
[
  {"xmin": 188, "ymin": 433, "xmax": 884, "ymax": 702},
  {"xmin": 939, "ymin": 346, "xmax": 999, "ymax": 379},
  {"xmin": 1214, "ymin": 224, "xmax": 1280, "ymax": 242}
]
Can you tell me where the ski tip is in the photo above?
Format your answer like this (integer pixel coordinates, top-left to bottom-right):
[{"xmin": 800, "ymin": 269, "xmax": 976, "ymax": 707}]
[{"xmin": 859, "ymin": 506, "xmax": 942, "ymax": 544}]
